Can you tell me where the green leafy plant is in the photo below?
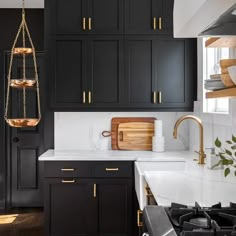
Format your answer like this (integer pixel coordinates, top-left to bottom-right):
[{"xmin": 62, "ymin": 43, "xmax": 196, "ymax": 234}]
[{"xmin": 214, "ymin": 135, "xmax": 236, "ymax": 177}]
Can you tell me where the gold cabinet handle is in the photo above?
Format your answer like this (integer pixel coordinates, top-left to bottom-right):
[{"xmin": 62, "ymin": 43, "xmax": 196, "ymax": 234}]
[
  {"xmin": 88, "ymin": 17, "xmax": 92, "ymax": 30},
  {"xmin": 82, "ymin": 17, "xmax": 86, "ymax": 30},
  {"xmin": 158, "ymin": 91, "xmax": 162, "ymax": 104},
  {"xmin": 159, "ymin": 17, "xmax": 162, "ymax": 30},
  {"xmin": 83, "ymin": 91, "xmax": 86, "ymax": 104},
  {"xmin": 105, "ymin": 168, "xmax": 119, "ymax": 171},
  {"xmin": 137, "ymin": 210, "xmax": 143, "ymax": 227},
  {"xmin": 61, "ymin": 168, "xmax": 75, "ymax": 172},
  {"xmin": 153, "ymin": 91, "xmax": 157, "ymax": 104},
  {"xmin": 93, "ymin": 183, "xmax": 96, "ymax": 198},
  {"xmin": 88, "ymin": 91, "xmax": 92, "ymax": 104},
  {"xmin": 153, "ymin": 17, "xmax": 157, "ymax": 30},
  {"xmin": 62, "ymin": 180, "xmax": 75, "ymax": 183}
]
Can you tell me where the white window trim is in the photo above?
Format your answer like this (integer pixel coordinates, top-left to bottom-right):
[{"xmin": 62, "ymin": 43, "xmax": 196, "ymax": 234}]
[{"xmin": 196, "ymin": 38, "xmax": 233, "ymax": 127}]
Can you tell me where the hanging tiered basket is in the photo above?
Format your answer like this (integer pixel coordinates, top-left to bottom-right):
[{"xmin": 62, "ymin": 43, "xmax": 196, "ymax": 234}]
[{"xmin": 5, "ymin": 0, "xmax": 41, "ymax": 128}]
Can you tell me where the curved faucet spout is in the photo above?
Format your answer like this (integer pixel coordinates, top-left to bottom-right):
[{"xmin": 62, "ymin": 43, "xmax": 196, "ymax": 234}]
[{"xmin": 173, "ymin": 115, "xmax": 205, "ymax": 165}]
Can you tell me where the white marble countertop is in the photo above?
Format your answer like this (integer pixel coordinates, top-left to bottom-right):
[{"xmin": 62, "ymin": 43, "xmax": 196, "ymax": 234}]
[
  {"xmin": 143, "ymin": 158, "xmax": 236, "ymax": 207},
  {"xmin": 38, "ymin": 149, "xmax": 193, "ymax": 161}
]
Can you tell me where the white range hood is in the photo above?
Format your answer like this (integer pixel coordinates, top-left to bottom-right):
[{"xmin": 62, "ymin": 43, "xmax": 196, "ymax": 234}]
[{"xmin": 174, "ymin": 0, "xmax": 236, "ymax": 38}]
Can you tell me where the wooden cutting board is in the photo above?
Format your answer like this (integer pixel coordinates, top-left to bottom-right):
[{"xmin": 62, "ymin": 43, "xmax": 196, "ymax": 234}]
[
  {"xmin": 117, "ymin": 122, "xmax": 154, "ymax": 150},
  {"xmin": 104, "ymin": 117, "xmax": 156, "ymax": 150}
]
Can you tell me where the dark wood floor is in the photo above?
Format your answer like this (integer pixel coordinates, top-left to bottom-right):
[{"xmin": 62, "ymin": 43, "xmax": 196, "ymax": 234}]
[{"xmin": 0, "ymin": 208, "xmax": 43, "ymax": 236}]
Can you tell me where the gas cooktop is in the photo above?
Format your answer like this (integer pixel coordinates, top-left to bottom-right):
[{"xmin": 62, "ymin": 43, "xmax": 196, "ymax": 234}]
[
  {"xmin": 166, "ymin": 202, "xmax": 236, "ymax": 236},
  {"xmin": 143, "ymin": 202, "xmax": 236, "ymax": 236}
]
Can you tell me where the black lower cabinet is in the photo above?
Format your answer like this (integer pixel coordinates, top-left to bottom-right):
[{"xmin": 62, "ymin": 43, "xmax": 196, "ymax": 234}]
[
  {"xmin": 96, "ymin": 179, "xmax": 133, "ymax": 236},
  {"xmin": 44, "ymin": 161, "xmax": 134, "ymax": 236},
  {"xmin": 45, "ymin": 179, "xmax": 97, "ymax": 236}
]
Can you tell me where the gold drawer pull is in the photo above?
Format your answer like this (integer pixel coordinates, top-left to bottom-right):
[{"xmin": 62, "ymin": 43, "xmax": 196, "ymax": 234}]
[
  {"xmin": 61, "ymin": 168, "xmax": 75, "ymax": 172},
  {"xmin": 82, "ymin": 17, "xmax": 86, "ymax": 30},
  {"xmin": 159, "ymin": 17, "xmax": 162, "ymax": 30},
  {"xmin": 88, "ymin": 91, "xmax": 92, "ymax": 104},
  {"xmin": 153, "ymin": 91, "xmax": 157, "ymax": 104},
  {"xmin": 137, "ymin": 210, "xmax": 143, "ymax": 227},
  {"xmin": 62, "ymin": 180, "xmax": 75, "ymax": 183},
  {"xmin": 105, "ymin": 168, "xmax": 119, "ymax": 171},
  {"xmin": 93, "ymin": 183, "xmax": 96, "ymax": 198},
  {"xmin": 153, "ymin": 17, "xmax": 157, "ymax": 30},
  {"xmin": 88, "ymin": 17, "xmax": 92, "ymax": 30},
  {"xmin": 158, "ymin": 91, "xmax": 162, "ymax": 104},
  {"xmin": 83, "ymin": 91, "xmax": 86, "ymax": 104}
]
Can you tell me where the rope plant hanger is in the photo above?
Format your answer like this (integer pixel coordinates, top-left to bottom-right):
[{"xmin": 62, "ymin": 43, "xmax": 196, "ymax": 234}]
[{"xmin": 5, "ymin": 0, "xmax": 41, "ymax": 128}]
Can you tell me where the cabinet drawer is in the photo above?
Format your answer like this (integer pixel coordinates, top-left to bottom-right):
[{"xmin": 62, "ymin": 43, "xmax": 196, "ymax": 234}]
[
  {"xmin": 44, "ymin": 162, "xmax": 92, "ymax": 177},
  {"xmin": 93, "ymin": 162, "xmax": 133, "ymax": 178}
]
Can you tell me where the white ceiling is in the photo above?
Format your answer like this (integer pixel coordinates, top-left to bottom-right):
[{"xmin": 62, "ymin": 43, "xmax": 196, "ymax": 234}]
[{"xmin": 0, "ymin": 0, "xmax": 44, "ymax": 8}]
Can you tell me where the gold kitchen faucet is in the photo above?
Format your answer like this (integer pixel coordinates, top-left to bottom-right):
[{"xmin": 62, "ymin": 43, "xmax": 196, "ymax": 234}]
[{"xmin": 173, "ymin": 115, "xmax": 206, "ymax": 164}]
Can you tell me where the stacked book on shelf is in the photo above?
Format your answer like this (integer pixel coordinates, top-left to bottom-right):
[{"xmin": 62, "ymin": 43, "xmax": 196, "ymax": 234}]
[{"xmin": 204, "ymin": 74, "xmax": 226, "ymax": 91}]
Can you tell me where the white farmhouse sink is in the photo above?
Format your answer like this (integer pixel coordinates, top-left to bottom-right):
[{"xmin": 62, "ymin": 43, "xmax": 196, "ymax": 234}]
[{"xmin": 135, "ymin": 160, "xmax": 186, "ymax": 210}]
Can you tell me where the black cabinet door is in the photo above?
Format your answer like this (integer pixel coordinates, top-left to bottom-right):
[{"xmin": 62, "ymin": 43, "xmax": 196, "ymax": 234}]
[
  {"xmin": 88, "ymin": 0, "xmax": 123, "ymax": 34},
  {"xmin": 159, "ymin": 0, "xmax": 174, "ymax": 35},
  {"xmin": 125, "ymin": 0, "xmax": 156, "ymax": 34},
  {"xmin": 155, "ymin": 37, "xmax": 197, "ymax": 110},
  {"xmin": 52, "ymin": 38, "xmax": 87, "ymax": 109},
  {"xmin": 54, "ymin": 0, "xmax": 87, "ymax": 35},
  {"xmin": 87, "ymin": 36, "xmax": 124, "ymax": 108},
  {"xmin": 125, "ymin": 0, "xmax": 173, "ymax": 35},
  {"xmin": 96, "ymin": 179, "xmax": 133, "ymax": 236},
  {"xmin": 124, "ymin": 37, "xmax": 156, "ymax": 109},
  {"xmin": 44, "ymin": 178, "xmax": 97, "ymax": 236}
]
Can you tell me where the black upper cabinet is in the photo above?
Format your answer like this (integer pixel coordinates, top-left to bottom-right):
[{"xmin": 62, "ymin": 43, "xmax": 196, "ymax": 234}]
[
  {"xmin": 56, "ymin": 0, "xmax": 87, "ymax": 34},
  {"xmin": 155, "ymin": 37, "xmax": 196, "ymax": 109},
  {"xmin": 54, "ymin": 0, "xmax": 123, "ymax": 35},
  {"xmin": 124, "ymin": 37, "xmax": 156, "ymax": 108},
  {"xmin": 53, "ymin": 0, "xmax": 173, "ymax": 35},
  {"xmin": 88, "ymin": 0, "xmax": 124, "ymax": 34},
  {"xmin": 125, "ymin": 0, "xmax": 173, "ymax": 35},
  {"xmin": 161, "ymin": 0, "xmax": 174, "ymax": 34},
  {"xmin": 46, "ymin": 0, "xmax": 197, "ymax": 111},
  {"xmin": 51, "ymin": 36, "xmax": 123, "ymax": 109},
  {"xmin": 87, "ymin": 37, "xmax": 124, "ymax": 108},
  {"xmin": 51, "ymin": 38, "xmax": 87, "ymax": 109},
  {"xmin": 124, "ymin": 36, "xmax": 197, "ymax": 110}
]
